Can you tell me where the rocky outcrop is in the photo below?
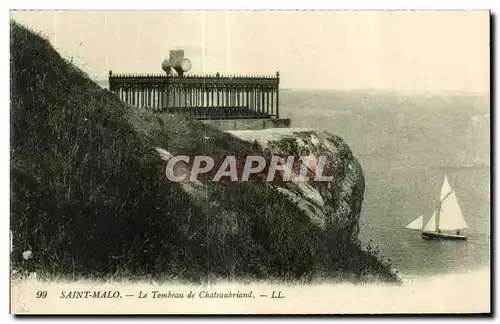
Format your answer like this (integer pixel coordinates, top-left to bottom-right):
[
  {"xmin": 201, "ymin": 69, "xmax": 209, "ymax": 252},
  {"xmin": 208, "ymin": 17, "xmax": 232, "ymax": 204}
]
[
  {"xmin": 156, "ymin": 127, "xmax": 365, "ymax": 248},
  {"xmin": 228, "ymin": 128, "xmax": 365, "ymax": 246}
]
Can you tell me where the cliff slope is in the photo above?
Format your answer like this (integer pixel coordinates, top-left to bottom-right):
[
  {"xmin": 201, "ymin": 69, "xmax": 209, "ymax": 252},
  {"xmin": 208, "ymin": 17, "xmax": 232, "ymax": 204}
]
[{"xmin": 10, "ymin": 21, "xmax": 396, "ymax": 283}]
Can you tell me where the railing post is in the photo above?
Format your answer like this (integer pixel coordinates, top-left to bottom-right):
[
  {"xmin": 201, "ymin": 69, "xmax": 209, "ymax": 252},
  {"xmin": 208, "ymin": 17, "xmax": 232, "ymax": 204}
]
[
  {"xmin": 276, "ymin": 71, "xmax": 280, "ymax": 118},
  {"xmin": 108, "ymin": 70, "xmax": 114, "ymax": 92},
  {"xmin": 271, "ymin": 87, "xmax": 275, "ymax": 117}
]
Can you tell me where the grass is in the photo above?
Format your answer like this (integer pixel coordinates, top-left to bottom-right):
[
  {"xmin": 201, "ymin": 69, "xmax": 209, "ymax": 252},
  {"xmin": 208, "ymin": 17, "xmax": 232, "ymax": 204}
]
[{"xmin": 10, "ymin": 20, "xmax": 398, "ymax": 284}]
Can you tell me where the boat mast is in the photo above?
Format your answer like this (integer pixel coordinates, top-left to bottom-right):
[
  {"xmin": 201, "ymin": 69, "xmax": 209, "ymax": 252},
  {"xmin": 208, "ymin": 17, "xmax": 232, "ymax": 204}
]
[{"xmin": 436, "ymin": 200, "xmax": 441, "ymax": 232}]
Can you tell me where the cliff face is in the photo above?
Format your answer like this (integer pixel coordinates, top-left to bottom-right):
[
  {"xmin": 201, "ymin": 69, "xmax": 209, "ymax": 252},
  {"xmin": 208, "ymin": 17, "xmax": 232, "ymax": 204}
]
[
  {"xmin": 10, "ymin": 20, "xmax": 395, "ymax": 283},
  {"xmin": 228, "ymin": 128, "xmax": 365, "ymax": 246}
]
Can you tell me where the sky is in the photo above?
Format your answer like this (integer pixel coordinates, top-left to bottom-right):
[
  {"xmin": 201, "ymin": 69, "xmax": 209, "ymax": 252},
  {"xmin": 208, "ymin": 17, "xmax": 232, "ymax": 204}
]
[{"xmin": 10, "ymin": 10, "xmax": 490, "ymax": 93}]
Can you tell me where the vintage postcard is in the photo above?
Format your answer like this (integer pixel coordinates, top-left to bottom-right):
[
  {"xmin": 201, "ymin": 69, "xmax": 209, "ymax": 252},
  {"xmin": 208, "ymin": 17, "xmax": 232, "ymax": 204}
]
[{"xmin": 9, "ymin": 9, "xmax": 491, "ymax": 314}]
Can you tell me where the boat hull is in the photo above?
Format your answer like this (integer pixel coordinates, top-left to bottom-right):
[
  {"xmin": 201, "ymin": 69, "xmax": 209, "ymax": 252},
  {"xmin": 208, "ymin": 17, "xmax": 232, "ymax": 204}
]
[{"xmin": 421, "ymin": 231, "xmax": 467, "ymax": 241}]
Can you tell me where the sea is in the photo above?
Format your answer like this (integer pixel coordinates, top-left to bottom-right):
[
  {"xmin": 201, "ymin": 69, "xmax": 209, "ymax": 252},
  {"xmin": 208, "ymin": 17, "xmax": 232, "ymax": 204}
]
[{"xmin": 280, "ymin": 89, "xmax": 491, "ymax": 279}]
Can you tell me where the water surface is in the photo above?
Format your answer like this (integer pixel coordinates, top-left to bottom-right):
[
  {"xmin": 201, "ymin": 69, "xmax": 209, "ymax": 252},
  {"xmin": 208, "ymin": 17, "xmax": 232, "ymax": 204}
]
[{"xmin": 280, "ymin": 90, "xmax": 490, "ymax": 277}]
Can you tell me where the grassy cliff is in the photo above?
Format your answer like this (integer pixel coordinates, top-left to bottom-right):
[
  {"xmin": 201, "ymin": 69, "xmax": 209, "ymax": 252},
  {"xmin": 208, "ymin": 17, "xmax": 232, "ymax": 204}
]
[{"xmin": 10, "ymin": 21, "xmax": 397, "ymax": 283}]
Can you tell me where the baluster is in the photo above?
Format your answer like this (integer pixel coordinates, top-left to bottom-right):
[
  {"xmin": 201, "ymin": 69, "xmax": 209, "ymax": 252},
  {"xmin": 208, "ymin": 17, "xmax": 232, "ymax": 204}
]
[
  {"xmin": 271, "ymin": 88, "xmax": 275, "ymax": 117},
  {"xmin": 178, "ymin": 85, "xmax": 182, "ymax": 109},
  {"xmin": 125, "ymin": 87, "xmax": 129, "ymax": 105},
  {"xmin": 138, "ymin": 87, "xmax": 141, "ymax": 108},
  {"xmin": 134, "ymin": 87, "xmax": 138, "ymax": 107},
  {"xmin": 193, "ymin": 86, "xmax": 197, "ymax": 107},
  {"xmin": 201, "ymin": 85, "xmax": 205, "ymax": 108},
  {"xmin": 211, "ymin": 86, "xmax": 215, "ymax": 108},
  {"xmin": 136, "ymin": 87, "xmax": 140, "ymax": 107},
  {"xmin": 172, "ymin": 84, "xmax": 176, "ymax": 109},
  {"xmin": 150, "ymin": 87, "xmax": 154, "ymax": 110},
  {"xmin": 197, "ymin": 86, "xmax": 200, "ymax": 107},
  {"xmin": 148, "ymin": 87, "xmax": 151, "ymax": 109},
  {"xmin": 154, "ymin": 87, "xmax": 158, "ymax": 111},
  {"xmin": 246, "ymin": 87, "xmax": 249, "ymax": 110},
  {"xmin": 266, "ymin": 88, "xmax": 270, "ymax": 116},
  {"xmin": 183, "ymin": 85, "xmax": 187, "ymax": 108},
  {"xmin": 251, "ymin": 87, "xmax": 255, "ymax": 113},
  {"xmin": 236, "ymin": 87, "xmax": 239, "ymax": 107},
  {"xmin": 140, "ymin": 86, "xmax": 144, "ymax": 108},
  {"xmin": 232, "ymin": 86, "xmax": 236, "ymax": 107},
  {"xmin": 275, "ymin": 85, "xmax": 279, "ymax": 118},
  {"xmin": 191, "ymin": 87, "xmax": 195, "ymax": 107},
  {"xmin": 158, "ymin": 87, "xmax": 161, "ymax": 111},
  {"xmin": 256, "ymin": 87, "xmax": 260, "ymax": 115},
  {"xmin": 217, "ymin": 86, "xmax": 220, "ymax": 107}
]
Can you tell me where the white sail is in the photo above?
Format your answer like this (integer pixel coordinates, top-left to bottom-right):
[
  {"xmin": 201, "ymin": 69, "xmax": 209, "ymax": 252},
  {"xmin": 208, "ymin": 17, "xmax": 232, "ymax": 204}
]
[
  {"xmin": 440, "ymin": 175, "xmax": 452, "ymax": 201},
  {"xmin": 438, "ymin": 175, "xmax": 468, "ymax": 231},
  {"xmin": 405, "ymin": 215, "xmax": 424, "ymax": 231},
  {"xmin": 423, "ymin": 210, "xmax": 437, "ymax": 232}
]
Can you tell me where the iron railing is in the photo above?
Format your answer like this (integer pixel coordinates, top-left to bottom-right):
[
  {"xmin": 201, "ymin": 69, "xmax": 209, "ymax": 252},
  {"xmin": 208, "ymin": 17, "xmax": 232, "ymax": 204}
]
[{"xmin": 108, "ymin": 71, "xmax": 280, "ymax": 119}]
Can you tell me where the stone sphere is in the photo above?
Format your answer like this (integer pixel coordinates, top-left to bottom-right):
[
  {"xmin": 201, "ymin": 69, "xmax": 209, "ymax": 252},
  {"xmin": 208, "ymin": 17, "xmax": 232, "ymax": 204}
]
[
  {"xmin": 161, "ymin": 59, "xmax": 172, "ymax": 73},
  {"xmin": 181, "ymin": 58, "xmax": 192, "ymax": 72}
]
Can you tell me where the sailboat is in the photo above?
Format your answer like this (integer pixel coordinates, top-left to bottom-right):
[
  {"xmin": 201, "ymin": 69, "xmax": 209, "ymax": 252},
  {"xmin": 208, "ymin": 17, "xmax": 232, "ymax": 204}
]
[{"xmin": 405, "ymin": 174, "xmax": 469, "ymax": 241}]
